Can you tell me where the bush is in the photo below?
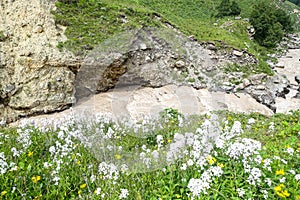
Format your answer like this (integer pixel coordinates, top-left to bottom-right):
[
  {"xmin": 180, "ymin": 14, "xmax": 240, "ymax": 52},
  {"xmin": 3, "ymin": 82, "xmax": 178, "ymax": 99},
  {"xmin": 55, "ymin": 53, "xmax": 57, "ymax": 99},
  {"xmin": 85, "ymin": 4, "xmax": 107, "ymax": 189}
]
[
  {"xmin": 250, "ymin": 1, "xmax": 293, "ymax": 47},
  {"xmin": 216, "ymin": 0, "xmax": 241, "ymax": 17}
]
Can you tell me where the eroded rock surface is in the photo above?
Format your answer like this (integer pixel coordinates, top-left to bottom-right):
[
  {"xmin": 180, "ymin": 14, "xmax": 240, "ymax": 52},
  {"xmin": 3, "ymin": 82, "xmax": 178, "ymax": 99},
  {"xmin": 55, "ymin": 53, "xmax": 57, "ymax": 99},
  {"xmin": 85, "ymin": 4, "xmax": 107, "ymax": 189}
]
[
  {"xmin": 15, "ymin": 84, "xmax": 273, "ymax": 126},
  {"xmin": 0, "ymin": 0, "xmax": 80, "ymax": 122}
]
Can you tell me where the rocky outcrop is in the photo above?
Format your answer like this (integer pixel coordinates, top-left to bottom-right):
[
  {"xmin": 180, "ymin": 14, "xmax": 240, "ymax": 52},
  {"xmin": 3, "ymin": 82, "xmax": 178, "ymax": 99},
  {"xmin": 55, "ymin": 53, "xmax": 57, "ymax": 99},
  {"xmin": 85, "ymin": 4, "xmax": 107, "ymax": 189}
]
[
  {"xmin": 75, "ymin": 28, "xmax": 258, "ymax": 100},
  {"xmin": 0, "ymin": 0, "xmax": 80, "ymax": 123}
]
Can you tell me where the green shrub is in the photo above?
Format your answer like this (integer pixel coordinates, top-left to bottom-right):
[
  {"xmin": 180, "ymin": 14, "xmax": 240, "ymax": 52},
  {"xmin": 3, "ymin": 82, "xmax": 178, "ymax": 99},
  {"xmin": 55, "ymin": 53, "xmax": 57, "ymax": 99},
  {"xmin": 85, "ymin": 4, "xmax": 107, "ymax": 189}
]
[
  {"xmin": 216, "ymin": 0, "xmax": 241, "ymax": 17},
  {"xmin": 250, "ymin": 1, "xmax": 293, "ymax": 47}
]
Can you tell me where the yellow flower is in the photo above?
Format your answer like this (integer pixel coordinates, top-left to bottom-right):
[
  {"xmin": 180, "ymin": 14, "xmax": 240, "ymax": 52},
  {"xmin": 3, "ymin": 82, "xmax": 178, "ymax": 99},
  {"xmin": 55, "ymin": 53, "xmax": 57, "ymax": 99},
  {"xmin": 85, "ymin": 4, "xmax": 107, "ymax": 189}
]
[
  {"xmin": 32, "ymin": 176, "xmax": 41, "ymax": 183},
  {"xmin": 175, "ymin": 194, "xmax": 181, "ymax": 198},
  {"xmin": 167, "ymin": 139, "xmax": 172, "ymax": 143},
  {"xmin": 77, "ymin": 160, "xmax": 81, "ymax": 165},
  {"xmin": 285, "ymin": 145, "xmax": 291, "ymax": 148},
  {"xmin": 217, "ymin": 162, "xmax": 225, "ymax": 168},
  {"xmin": 80, "ymin": 183, "xmax": 86, "ymax": 189},
  {"xmin": 276, "ymin": 169, "xmax": 285, "ymax": 175},
  {"xmin": 1, "ymin": 191, "xmax": 7, "ymax": 196},
  {"xmin": 78, "ymin": 190, "xmax": 82, "ymax": 195},
  {"xmin": 115, "ymin": 154, "xmax": 122, "ymax": 160},
  {"xmin": 206, "ymin": 155, "xmax": 216, "ymax": 165},
  {"xmin": 27, "ymin": 151, "xmax": 33, "ymax": 157},
  {"xmin": 296, "ymin": 195, "xmax": 300, "ymax": 200},
  {"xmin": 274, "ymin": 184, "xmax": 290, "ymax": 198}
]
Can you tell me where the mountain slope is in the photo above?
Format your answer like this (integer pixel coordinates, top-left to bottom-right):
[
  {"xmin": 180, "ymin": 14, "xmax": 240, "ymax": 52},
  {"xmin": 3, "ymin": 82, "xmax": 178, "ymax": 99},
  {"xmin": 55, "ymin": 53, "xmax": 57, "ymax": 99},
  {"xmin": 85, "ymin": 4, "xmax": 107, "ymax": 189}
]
[{"xmin": 54, "ymin": 0, "xmax": 299, "ymax": 56}]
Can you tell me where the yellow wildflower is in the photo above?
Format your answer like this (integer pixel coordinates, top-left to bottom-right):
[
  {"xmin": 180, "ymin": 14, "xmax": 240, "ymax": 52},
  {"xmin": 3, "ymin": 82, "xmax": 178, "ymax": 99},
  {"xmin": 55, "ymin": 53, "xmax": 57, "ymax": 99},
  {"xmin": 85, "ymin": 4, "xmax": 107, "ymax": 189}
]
[
  {"xmin": 276, "ymin": 169, "xmax": 285, "ymax": 175},
  {"xmin": 285, "ymin": 145, "xmax": 291, "ymax": 148},
  {"xmin": 80, "ymin": 183, "xmax": 86, "ymax": 189},
  {"xmin": 115, "ymin": 154, "xmax": 122, "ymax": 160},
  {"xmin": 274, "ymin": 184, "xmax": 290, "ymax": 198},
  {"xmin": 77, "ymin": 160, "xmax": 81, "ymax": 165},
  {"xmin": 78, "ymin": 190, "xmax": 82, "ymax": 195},
  {"xmin": 217, "ymin": 162, "xmax": 225, "ymax": 168},
  {"xmin": 167, "ymin": 139, "xmax": 172, "ymax": 143},
  {"xmin": 295, "ymin": 195, "xmax": 300, "ymax": 200},
  {"xmin": 32, "ymin": 176, "xmax": 41, "ymax": 183},
  {"xmin": 206, "ymin": 155, "xmax": 216, "ymax": 165},
  {"xmin": 27, "ymin": 151, "xmax": 33, "ymax": 157},
  {"xmin": 1, "ymin": 191, "xmax": 7, "ymax": 196},
  {"xmin": 175, "ymin": 194, "xmax": 181, "ymax": 198}
]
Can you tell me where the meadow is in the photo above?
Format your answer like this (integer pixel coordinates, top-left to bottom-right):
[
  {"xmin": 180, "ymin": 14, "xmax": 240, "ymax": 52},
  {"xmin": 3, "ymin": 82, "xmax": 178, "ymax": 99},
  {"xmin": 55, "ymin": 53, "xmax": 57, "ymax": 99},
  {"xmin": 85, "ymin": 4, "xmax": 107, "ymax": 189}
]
[{"xmin": 0, "ymin": 108, "xmax": 299, "ymax": 199}]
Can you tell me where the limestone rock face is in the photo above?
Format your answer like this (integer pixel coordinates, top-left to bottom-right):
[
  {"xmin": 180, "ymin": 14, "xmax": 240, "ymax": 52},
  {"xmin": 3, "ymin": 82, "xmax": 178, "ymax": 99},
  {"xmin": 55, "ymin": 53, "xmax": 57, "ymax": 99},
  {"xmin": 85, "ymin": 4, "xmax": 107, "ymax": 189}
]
[{"xmin": 0, "ymin": 0, "xmax": 79, "ymax": 123}]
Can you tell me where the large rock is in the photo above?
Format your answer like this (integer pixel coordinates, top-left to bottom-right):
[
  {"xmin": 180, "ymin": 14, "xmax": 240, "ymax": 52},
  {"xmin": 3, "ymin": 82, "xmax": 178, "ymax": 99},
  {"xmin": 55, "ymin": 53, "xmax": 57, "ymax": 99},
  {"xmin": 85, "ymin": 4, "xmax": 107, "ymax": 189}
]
[
  {"xmin": 75, "ymin": 28, "xmax": 216, "ymax": 100},
  {"xmin": 0, "ymin": 0, "xmax": 80, "ymax": 123}
]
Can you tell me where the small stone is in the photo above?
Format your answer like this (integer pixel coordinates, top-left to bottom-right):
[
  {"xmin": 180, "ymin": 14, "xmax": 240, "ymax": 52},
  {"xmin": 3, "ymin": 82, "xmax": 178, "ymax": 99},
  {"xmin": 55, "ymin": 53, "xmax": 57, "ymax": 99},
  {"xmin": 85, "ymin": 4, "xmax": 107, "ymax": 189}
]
[
  {"xmin": 5, "ymin": 84, "xmax": 15, "ymax": 93},
  {"xmin": 33, "ymin": 26, "xmax": 43, "ymax": 33},
  {"xmin": 25, "ymin": 51, "xmax": 32, "ymax": 57},
  {"xmin": 174, "ymin": 60, "xmax": 185, "ymax": 68},
  {"xmin": 232, "ymin": 50, "xmax": 243, "ymax": 57},
  {"xmin": 140, "ymin": 43, "xmax": 147, "ymax": 50},
  {"xmin": 256, "ymin": 85, "xmax": 265, "ymax": 90},
  {"xmin": 207, "ymin": 44, "xmax": 216, "ymax": 50}
]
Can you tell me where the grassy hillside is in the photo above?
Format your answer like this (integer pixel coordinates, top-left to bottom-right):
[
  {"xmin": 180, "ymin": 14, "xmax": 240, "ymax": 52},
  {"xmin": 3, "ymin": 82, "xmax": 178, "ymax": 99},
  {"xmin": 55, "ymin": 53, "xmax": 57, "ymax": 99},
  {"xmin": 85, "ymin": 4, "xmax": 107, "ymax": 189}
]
[{"xmin": 54, "ymin": 0, "xmax": 299, "ymax": 55}]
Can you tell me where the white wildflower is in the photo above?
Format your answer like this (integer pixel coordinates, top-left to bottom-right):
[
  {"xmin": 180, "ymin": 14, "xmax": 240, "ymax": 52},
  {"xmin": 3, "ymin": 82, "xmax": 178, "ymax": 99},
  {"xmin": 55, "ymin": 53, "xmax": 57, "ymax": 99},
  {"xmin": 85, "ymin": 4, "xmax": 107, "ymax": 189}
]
[
  {"xmin": 247, "ymin": 118, "xmax": 255, "ymax": 124},
  {"xmin": 295, "ymin": 174, "xmax": 300, "ymax": 181},
  {"xmin": 209, "ymin": 166, "xmax": 223, "ymax": 177},
  {"xmin": 237, "ymin": 188, "xmax": 245, "ymax": 197},
  {"xmin": 247, "ymin": 167, "xmax": 262, "ymax": 186},
  {"xmin": 11, "ymin": 147, "xmax": 20, "ymax": 157},
  {"xmin": 265, "ymin": 178, "xmax": 272, "ymax": 187},
  {"xmin": 261, "ymin": 190, "xmax": 268, "ymax": 199},
  {"xmin": 119, "ymin": 188, "xmax": 129, "ymax": 199},
  {"xmin": 94, "ymin": 187, "xmax": 101, "ymax": 195},
  {"xmin": 187, "ymin": 159, "xmax": 194, "ymax": 166},
  {"xmin": 180, "ymin": 163, "xmax": 187, "ymax": 170},
  {"xmin": 279, "ymin": 177, "xmax": 286, "ymax": 183},
  {"xmin": 53, "ymin": 176, "xmax": 60, "ymax": 185},
  {"xmin": 49, "ymin": 146, "xmax": 56, "ymax": 155},
  {"xmin": 262, "ymin": 158, "xmax": 272, "ymax": 171},
  {"xmin": 289, "ymin": 169, "xmax": 296, "ymax": 175},
  {"xmin": 254, "ymin": 155, "xmax": 263, "ymax": 164},
  {"xmin": 286, "ymin": 147, "xmax": 294, "ymax": 155},
  {"xmin": 0, "ymin": 152, "xmax": 8, "ymax": 174},
  {"xmin": 98, "ymin": 162, "xmax": 119, "ymax": 180}
]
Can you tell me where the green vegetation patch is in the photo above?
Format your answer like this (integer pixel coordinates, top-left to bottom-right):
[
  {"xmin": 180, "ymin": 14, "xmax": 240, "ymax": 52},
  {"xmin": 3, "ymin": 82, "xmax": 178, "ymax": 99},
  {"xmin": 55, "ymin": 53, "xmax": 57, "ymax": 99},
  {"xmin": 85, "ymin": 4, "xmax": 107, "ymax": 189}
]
[{"xmin": 0, "ymin": 109, "xmax": 299, "ymax": 199}]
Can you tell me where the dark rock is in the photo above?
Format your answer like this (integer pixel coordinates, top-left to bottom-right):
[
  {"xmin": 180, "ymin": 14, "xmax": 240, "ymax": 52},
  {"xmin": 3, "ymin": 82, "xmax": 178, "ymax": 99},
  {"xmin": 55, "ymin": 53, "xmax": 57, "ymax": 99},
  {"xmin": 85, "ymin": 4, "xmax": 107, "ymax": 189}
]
[{"xmin": 295, "ymin": 75, "xmax": 300, "ymax": 84}]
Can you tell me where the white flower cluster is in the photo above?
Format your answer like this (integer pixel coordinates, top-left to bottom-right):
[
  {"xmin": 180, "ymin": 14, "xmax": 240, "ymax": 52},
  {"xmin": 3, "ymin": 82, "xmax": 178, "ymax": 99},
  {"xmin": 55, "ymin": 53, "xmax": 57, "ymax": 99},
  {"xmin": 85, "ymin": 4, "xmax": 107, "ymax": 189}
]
[
  {"xmin": 247, "ymin": 167, "xmax": 262, "ymax": 185},
  {"xmin": 16, "ymin": 128, "xmax": 32, "ymax": 150},
  {"xmin": 119, "ymin": 188, "xmax": 129, "ymax": 199},
  {"xmin": 98, "ymin": 162, "xmax": 119, "ymax": 181},
  {"xmin": 187, "ymin": 166, "xmax": 223, "ymax": 197},
  {"xmin": 226, "ymin": 138, "xmax": 261, "ymax": 160},
  {"xmin": 0, "ymin": 152, "xmax": 8, "ymax": 174}
]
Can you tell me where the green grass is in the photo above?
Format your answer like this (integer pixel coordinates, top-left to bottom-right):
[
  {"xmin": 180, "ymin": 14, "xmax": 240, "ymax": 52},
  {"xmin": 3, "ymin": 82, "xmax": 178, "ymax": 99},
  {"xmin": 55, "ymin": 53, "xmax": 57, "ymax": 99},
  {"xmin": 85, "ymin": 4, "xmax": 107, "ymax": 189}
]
[{"xmin": 0, "ymin": 109, "xmax": 299, "ymax": 199}]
